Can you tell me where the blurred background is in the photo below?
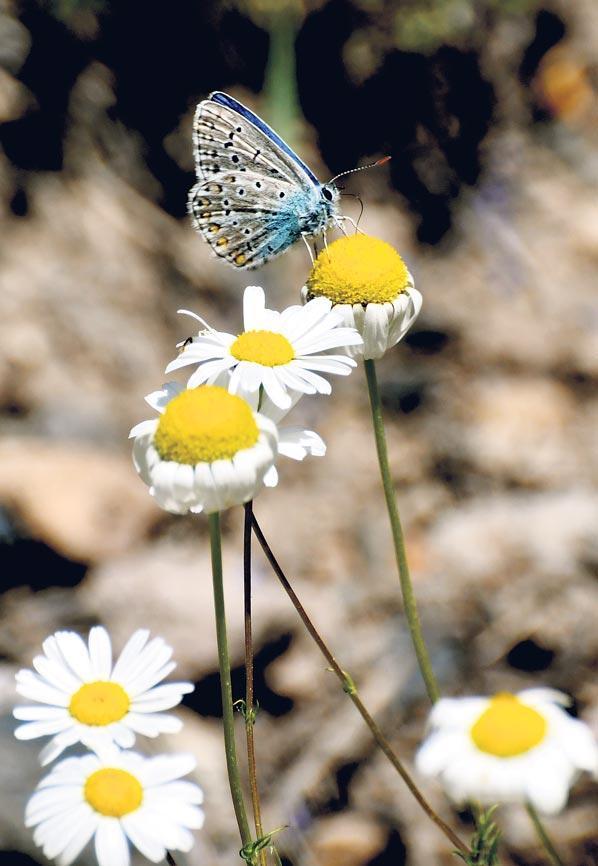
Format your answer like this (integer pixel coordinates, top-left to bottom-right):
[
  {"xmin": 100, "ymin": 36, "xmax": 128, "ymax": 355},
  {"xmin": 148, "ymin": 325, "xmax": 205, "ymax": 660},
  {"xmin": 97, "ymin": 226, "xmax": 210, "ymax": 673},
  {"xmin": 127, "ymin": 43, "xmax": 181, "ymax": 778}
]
[{"xmin": 1, "ymin": 0, "xmax": 597, "ymax": 863}]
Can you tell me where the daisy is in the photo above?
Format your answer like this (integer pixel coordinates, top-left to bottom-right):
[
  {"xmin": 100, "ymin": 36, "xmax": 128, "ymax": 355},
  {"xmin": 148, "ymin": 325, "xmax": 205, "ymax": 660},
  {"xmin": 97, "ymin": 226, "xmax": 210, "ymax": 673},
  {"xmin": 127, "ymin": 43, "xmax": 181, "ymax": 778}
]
[
  {"xmin": 139, "ymin": 382, "xmax": 325, "ymax": 493},
  {"xmin": 130, "ymin": 383, "xmax": 278, "ymax": 514},
  {"xmin": 416, "ymin": 689, "xmax": 598, "ymax": 815},
  {"xmin": 26, "ymin": 748, "xmax": 203, "ymax": 866},
  {"xmin": 302, "ymin": 234, "xmax": 422, "ymax": 360},
  {"xmin": 14, "ymin": 627, "xmax": 193, "ymax": 765},
  {"xmin": 164, "ymin": 285, "xmax": 363, "ymax": 410}
]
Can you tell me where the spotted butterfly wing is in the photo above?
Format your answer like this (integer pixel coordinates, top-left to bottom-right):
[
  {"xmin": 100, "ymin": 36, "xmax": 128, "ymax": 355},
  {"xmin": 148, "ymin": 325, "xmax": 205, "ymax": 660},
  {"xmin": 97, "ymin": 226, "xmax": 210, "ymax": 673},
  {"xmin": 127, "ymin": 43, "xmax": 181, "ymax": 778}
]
[{"xmin": 188, "ymin": 91, "xmax": 340, "ymax": 269}]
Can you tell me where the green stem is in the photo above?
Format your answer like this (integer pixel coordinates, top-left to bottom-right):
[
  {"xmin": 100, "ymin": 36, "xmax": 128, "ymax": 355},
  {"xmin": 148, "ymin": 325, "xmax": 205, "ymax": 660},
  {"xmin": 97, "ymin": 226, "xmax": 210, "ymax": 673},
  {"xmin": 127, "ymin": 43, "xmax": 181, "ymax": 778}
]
[
  {"xmin": 243, "ymin": 502, "xmax": 267, "ymax": 866},
  {"xmin": 251, "ymin": 512, "xmax": 468, "ymax": 856},
  {"xmin": 525, "ymin": 803, "xmax": 566, "ymax": 866},
  {"xmin": 363, "ymin": 358, "xmax": 440, "ymax": 704},
  {"xmin": 208, "ymin": 512, "xmax": 253, "ymax": 852}
]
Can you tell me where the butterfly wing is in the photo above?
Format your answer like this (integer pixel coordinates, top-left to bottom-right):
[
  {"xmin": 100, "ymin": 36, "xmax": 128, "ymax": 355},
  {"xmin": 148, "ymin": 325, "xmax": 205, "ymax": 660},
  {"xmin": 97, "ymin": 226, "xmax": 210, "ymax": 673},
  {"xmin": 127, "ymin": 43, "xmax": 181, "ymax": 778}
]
[
  {"xmin": 188, "ymin": 170, "xmax": 319, "ymax": 269},
  {"xmin": 194, "ymin": 91, "xmax": 320, "ymax": 187},
  {"xmin": 189, "ymin": 92, "xmax": 335, "ymax": 269}
]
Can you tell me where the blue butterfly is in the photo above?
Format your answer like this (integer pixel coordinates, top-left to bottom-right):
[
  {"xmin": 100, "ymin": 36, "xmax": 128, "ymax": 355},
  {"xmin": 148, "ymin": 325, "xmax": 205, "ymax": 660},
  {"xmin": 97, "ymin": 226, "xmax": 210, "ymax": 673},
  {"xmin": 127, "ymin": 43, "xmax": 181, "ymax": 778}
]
[{"xmin": 188, "ymin": 91, "xmax": 341, "ymax": 269}]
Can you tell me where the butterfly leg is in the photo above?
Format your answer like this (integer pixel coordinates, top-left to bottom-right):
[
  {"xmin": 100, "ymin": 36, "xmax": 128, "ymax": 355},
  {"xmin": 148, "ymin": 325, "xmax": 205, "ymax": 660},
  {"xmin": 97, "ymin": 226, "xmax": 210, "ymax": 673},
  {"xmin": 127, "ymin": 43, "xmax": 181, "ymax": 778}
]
[
  {"xmin": 301, "ymin": 233, "xmax": 315, "ymax": 264},
  {"xmin": 336, "ymin": 214, "xmax": 363, "ymax": 236},
  {"xmin": 333, "ymin": 216, "xmax": 349, "ymax": 237}
]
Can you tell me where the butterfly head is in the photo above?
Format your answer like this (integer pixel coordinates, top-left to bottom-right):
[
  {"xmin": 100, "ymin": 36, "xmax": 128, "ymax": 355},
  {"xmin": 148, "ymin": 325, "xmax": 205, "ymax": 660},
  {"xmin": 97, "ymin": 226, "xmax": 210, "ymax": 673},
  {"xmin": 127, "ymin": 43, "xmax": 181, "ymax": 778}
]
[{"xmin": 320, "ymin": 183, "xmax": 340, "ymax": 217}]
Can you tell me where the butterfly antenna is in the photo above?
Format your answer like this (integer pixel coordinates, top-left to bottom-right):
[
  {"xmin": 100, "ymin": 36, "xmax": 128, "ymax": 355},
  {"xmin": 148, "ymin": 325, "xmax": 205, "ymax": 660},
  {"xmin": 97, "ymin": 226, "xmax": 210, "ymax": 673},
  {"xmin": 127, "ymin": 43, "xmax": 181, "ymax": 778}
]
[
  {"xmin": 340, "ymin": 192, "xmax": 365, "ymax": 230},
  {"xmin": 329, "ymin": 155, "xmax": 391, "ymax": 185}
]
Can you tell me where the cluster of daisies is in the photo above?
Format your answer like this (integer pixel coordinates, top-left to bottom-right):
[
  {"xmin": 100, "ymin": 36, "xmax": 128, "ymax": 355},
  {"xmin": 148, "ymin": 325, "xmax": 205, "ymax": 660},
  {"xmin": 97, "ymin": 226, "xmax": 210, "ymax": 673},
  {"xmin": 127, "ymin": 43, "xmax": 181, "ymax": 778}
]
[
  {"xmin": 14, "ymin": 627, "xmax": 201, "ymax": 866},
  {"xmin": 14, "ymin": 234, "xmax": 598, "ymax": 865},
  {"xmin": 129, "ymin": 235, "xmax": 421, "ymax": 516},
  {"xmin": 126, "ymin": 232, "xmax": 598, "ymax": 823}
]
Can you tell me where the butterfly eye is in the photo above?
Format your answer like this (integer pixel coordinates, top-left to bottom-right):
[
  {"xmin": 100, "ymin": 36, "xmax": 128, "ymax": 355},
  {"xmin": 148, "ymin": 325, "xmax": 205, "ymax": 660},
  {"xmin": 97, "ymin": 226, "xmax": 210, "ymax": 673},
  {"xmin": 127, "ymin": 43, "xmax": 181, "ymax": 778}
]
[{"xmin": 322, "ymin": 187, "xmax": 334, "ymax": 202}]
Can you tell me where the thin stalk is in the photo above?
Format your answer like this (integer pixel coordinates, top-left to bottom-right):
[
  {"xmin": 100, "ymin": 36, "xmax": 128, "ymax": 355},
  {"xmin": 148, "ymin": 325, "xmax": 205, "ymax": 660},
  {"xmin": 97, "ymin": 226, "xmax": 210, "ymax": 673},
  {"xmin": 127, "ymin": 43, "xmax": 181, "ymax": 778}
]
[
  {"xmin": 363, "ymin": 358, "xmax": 440, "ymax": 704},
  {"xmin": 243, "ymin": 502, "xmax": 267, "ymax": 866},
  {"xmin": 251, "ymin": 512, "xmax": 468, "ymax": 856},
  {"xmin": 525, "ymin": 803, "xmax": 566, "ymax": 866},
  {"xmin": 208, "ymin": 512, "xmax": 253, "ymax": 852},
  {"xmin": 166, "ymin": 854, "xmax": 177, "ymax": 866}
]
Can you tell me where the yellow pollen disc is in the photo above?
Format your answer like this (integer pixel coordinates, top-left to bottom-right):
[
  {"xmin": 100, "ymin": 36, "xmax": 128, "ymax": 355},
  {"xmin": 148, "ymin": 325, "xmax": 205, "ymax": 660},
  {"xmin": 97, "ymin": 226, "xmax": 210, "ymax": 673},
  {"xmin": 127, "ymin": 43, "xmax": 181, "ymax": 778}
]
[
  {"xmin": 230, "ymin": 330, "xmax": 295, "ymax": 366},
  {"xmin": 307, "ymin": 234, "xmax": 410, "ymax": 305},
  {"xmin": 69, "ymin": 681, "xmax": 130, "ymax": 726},
  {"xmin": 84, "ymin": 768, "xmax": 143, "ymax": 817},
  {"xmin": 154, "ymin": 385, "xmax": 259, "ymax": 464},
  {"xmin": 471, "ymin": 693, "xmax": 547, "ymax": 757}
]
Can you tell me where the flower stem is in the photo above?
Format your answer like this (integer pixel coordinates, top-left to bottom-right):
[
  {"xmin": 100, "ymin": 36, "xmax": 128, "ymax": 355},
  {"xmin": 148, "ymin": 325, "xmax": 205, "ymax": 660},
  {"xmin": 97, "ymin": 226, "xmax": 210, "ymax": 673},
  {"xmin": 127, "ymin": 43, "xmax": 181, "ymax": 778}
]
[
  {"xmin": 208, "ymin": 511, "xmax": 253, "ymax": 852},
  {"xmin": 525, "ymin": 803, "xmax": 566, "ymax": 866},
  {"xmin": 243, "ymin": 502, "xmax": 267, "ymax": 866},
  {"xmin": 166, "ymin": 853, "xmax": 177, "ymax": 866},
  {"xmin": 251, "ymin": 512, "xmax": 468, "ymax": 856},
  {"xmin": 363, "ymin": 358, "xmax": 440, "ymax": 704}
]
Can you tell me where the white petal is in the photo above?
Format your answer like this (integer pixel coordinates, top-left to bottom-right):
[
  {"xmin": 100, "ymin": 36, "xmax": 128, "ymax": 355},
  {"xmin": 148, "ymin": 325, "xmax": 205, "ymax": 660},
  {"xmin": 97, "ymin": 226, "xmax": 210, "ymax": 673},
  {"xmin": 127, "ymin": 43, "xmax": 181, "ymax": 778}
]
[
  {"xmin": 129, "ymin": 419, "xmax": 157, "ymax": 440},
  {"xmin": 283, "ymin": 297, "xmax": 332, "ymax": 342},
  {"xmin": 263, "ymin": 465, "xmax": 279, "ymax": 487},
  {"xmin": 293, "ymin": 327, "xmax": 363, "ymax": 355},
  {"xmin": 15, "ymin": 670, "xmax": 70, "ymax": 707},
  {"xmin": 54, "ymin": 632, "xmax": 94, "ymax": 682},
  {"xmin": 88, "ymin": 627, "xmax": 113, "ymax": 680},
  {"xmin": 145, "ymin": 780, "xmax": 203, "ymax": 805},
  {"xmin": 415, "ymin": 731, "xmax": 463, "ymax": 776},
  {"xmin": 14, "ymin": 705, "xmax": 70, "ymax": 721},
  {"xmin": 288, "ymin": 365, "xmax": 331, "ymax": 395},
  {"xmin": 361, "ymin": 303, "xmax": 390, "ymax": 360},
  {"xmin": 243, "ymin": 285, "xmax": 266, "ymax": 331},
  {"xmin": 427, "ymin": 696, "xmax": 489, "ymax": 731},
  {"xmin": 278, "ymin": 427, "xmax": 326, "ymax": 460},
  {"xmin": 57, "ymin": 809, "xmax": 98, "ymax": 866},
  {"xmin": 111, "ymin": 630, "xmax": 150, "ymax": 680},
  {"xmin": 131, "ymin": 431, "xmax": 159, "ymax": 482},
  {"xmin": 15, "ymin": 717, "xmax": 74, "ymax": 740},
  {"xmin": 261, "ymin": 368, "xmax": 292, "ymax": 409},
  {"xmin": 186, "ymin": 356, "xmax": 236, "ymax": 388},
  {"xmin": 39, "ymin": 729, "xmax": 84, "ymax": 766},
  {"xmin": 144, "ymin": 382, "xmax": 184, "ymax": 412},
  {"xmin": 524, "ymin": 762, "xmax": 573, "ymax": 815},
  {"xmin": 132, "ymin": 681, "xmax": 193, "ymax": 708},
  {"xmin": 125, "ymin": 712, "xmax": 183, "ymax": 736},
  {"xmin": 32, "ymin": 655, "xmax": 81, "ymax": 693},
  {"xmin": 120, "ymin": 812, "xmax": 165, "ymax": 863},
  {"xmin": 139, "ymin": 754, "xmax": 196, "ymax": 787},
  {"xmin": 95, "ymin": 817, "xmax": 130, "ymax": 866},
  {"xmin": 26, "ymin": 787, "xmax": 83, "ymax": 825}
]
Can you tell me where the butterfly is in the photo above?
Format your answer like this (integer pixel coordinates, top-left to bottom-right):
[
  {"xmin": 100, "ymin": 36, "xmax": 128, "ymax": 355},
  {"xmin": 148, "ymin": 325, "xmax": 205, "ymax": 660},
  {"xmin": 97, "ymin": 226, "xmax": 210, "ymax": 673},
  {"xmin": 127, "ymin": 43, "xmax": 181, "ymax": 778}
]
[{"xmin": 188, "ymin": 91, "xmax": 341, "ymax": 269}]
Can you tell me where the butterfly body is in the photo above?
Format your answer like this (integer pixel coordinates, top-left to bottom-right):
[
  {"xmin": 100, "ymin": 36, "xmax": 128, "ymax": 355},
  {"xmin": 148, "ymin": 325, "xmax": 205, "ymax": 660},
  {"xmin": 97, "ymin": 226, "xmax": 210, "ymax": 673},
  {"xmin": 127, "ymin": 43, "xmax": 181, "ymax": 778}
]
[{"xmin": 189, "ymin": 91, "xmax": 340, "ymax": 269}]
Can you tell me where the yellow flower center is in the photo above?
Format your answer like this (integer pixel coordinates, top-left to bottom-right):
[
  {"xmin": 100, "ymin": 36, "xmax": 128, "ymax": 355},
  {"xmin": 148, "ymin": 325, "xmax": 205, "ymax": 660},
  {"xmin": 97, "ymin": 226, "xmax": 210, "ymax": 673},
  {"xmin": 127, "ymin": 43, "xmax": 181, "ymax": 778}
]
[
  {"xmin": 471, "ymin": 693, "xmax": 547, "ymax": 757},
  {"xmin": 230, "ymin": 330, "xmax": 295, "ymax": 366},
  {"xmin": 154, "ymin": 385, "xmax": 259, "ymax": 464},
  {"xmin": 307, "ymin": 235, "xmax": 410, "ymax": 305},
  {"xmin": 69, "ymin": 681, "xmax": 130, "ymax": 726},
  {"xmin": 84, "ymin": 768, "xmax": 143, "ymax": 817}
]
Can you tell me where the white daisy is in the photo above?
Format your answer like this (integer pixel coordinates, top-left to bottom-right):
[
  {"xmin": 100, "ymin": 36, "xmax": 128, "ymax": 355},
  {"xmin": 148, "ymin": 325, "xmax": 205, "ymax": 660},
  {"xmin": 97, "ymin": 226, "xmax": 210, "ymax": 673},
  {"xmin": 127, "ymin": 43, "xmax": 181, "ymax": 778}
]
[
  {"xmin": 416, "ymin": 689, "xmax": 598, "ymax": 815},
  {"xmin": 14, "ymin": 627, "xmax": 193, "ymax": 765},
  {"xmin": 303, "ymin": 234, "xmax": 422, "ymax": 360},
  {"xmin": 140, "ymin": 382, "xmax": 325, "ymax": 493},
  {"xmin": 164, "ymin": 285, "xmax": 363, "ymax": 410},
  {"xmin": 26, "ymin": 748, "xmax": 204, "ymax": 866},
  {"xmin": 130, "ymin": 383, "xmax": 278, "ymax": 514}
]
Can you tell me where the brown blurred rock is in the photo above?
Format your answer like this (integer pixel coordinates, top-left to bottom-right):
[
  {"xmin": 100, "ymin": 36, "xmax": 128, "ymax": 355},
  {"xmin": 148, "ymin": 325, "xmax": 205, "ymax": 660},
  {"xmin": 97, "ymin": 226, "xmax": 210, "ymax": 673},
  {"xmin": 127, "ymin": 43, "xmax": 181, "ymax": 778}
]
[
  {"xmin": 78, "ymin": 538, "xmax": 295, "ymax": 677},
  {"xmin": 0, "ymin": 437, "xmax": 158, "ymax": 563},
  {"xmin": 308, "ymin": 812, "xmax": 387, "ymax": 866}
]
